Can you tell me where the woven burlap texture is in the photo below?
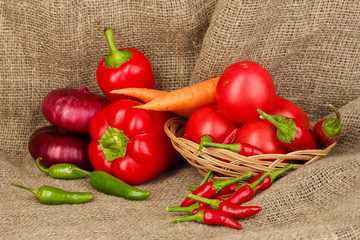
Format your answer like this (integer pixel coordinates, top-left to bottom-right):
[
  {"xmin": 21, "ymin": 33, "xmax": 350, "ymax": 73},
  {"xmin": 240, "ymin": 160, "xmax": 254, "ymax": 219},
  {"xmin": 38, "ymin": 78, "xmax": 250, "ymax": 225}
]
[{"xmin": 1, "ymin": 0, "xmax": 359, "ymax": 239}]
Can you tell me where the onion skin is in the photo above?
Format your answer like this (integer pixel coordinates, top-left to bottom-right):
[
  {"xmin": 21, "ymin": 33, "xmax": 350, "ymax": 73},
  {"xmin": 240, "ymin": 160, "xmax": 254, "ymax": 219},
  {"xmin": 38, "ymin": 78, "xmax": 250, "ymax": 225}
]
[
  {"xmin": 28, "ymin": 126, "xmax": 92, "ymax": 170},
  {"xmin": 42, "ymin": 86, "xmax": 110, "ymax": 134}
]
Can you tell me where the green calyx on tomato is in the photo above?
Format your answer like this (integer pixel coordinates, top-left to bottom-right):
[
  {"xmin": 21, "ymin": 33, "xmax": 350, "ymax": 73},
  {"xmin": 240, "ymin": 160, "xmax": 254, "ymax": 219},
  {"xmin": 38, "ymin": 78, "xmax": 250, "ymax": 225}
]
[
  {"xmin": 257, "ymin": 109, "xmax": 298, "ymax": 144},
  {"xmin": 104, "ymin": 28, "xmax": 132, "ymax": 68},
  {"xmin": 98, "ymin": 126, "xmax": 129, "ymax": 162}
]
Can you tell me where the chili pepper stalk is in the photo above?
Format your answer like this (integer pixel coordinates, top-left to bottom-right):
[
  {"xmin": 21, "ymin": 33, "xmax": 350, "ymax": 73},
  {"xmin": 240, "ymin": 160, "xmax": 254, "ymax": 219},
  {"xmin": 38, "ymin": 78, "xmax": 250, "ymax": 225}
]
[
  {"xmin": 249, "ymin": 163, "xmax": 294, "ymax": 193},
  {"xmin": 179, "ymin": 172, "xmax": 251, "ymax": 207},
  {"xmin": 226, "ymin": 171, "xmax": 270, "ymax": 205},
  {"xmin": 172, "ymin": 209, "xmax": 242, "ymax": 230},
  {"xmin": 70, "ymin": 167, "xmax": 151, "ymax": 200},
  {"xmin": 12, "ymin": 183, "xmax": 94, "ymax": 205},
  {"xmin": 257, "ymin": 109, "xmax": 318, "ymax": 152},
  {"xmin": 35, "ymin": 157, "xmax": 88, "ymax": 180},
  {"xmin": 187, "ymin": 193, "xmax": 262, "ymax": 219},
  {"xmin": 312, "ymin": 104, "xmax": 342, "ymax": 147}
]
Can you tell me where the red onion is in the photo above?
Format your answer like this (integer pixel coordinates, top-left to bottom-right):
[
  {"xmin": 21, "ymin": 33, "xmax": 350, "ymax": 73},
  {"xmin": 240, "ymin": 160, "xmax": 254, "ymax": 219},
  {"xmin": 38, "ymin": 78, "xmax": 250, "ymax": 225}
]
[
  {"xmin": 42, "ymin": 85, "xmax": 110, "ymax": 134},
  {"xmin": 28, "ymin": 126, "xmax": 92, "ymax": 170}
]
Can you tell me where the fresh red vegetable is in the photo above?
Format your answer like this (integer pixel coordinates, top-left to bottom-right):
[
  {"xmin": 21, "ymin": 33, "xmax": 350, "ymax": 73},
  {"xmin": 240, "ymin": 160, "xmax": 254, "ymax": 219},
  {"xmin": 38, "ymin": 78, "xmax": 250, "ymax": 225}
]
[
  {"xmin": 97, "ymin": 28, "xmax": 155, "ymax": 102},
  {"xmin": 198, "ymin": 135, "xmax": 266, "ymax": 156},
  {"xmin": 268, "ymin": 95, "xmax": 310, "ymax": 130},
  {"xmin": 172, "ymin": 209, "xmax": 243, "ymax": 230},
  {"xmin": 184, "ymin": 105, "xmax": 239, "ymax": 144},
  {"xmin": 234, "ymin": 120, "xmax": 287, "ymax": 154},
  {"xmin": 258, "ymin": 109, "xmax": 318, "ymax": 152},
  {"xmin": 179, "ymin": 172, "xmax": 251, "ymax": 207},
  {"xmin": 88, "ymin": 99, "xmax": 180, "ymax": 185},
  {"xmin": 226, "ymin": 171, "xmax": 270, "ymax": 205},
  {"xmin": 187, "ymin": 193, "xmax": 262, "ymax": 219},
  {"xmin": 42, "ymin": 85, "xmax": 110, "ymax": 134},
  {"xmin": 312, "ymin": 104, "xmax": 342, "ymax": 147},
  {"xmin": 216, "ymin": 61, "xmax": 276, "ymax": 123},
  {"xmin": 28, "ymin": 126, "xmax": 92, "ymax": 170},
  {"xmin": 249, "ymin": 164, "xmax": 294, "ymax": 193}
]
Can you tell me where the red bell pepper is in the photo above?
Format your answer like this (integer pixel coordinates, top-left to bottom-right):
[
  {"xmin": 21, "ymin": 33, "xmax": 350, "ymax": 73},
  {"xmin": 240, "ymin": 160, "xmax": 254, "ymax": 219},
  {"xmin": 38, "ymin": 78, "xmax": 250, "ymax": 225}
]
[
  {"xmin": 88, "ymin": 99, "xmax": 180, "ymax": 185},
  {"xmin": 97, "ymin": 28, "xmax": 155, "ymax": 102}
]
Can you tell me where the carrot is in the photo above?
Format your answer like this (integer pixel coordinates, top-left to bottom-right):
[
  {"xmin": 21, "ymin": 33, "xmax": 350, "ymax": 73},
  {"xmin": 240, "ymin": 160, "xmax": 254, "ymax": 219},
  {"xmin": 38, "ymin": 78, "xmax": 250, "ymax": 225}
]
[
  {"xmin": 110, "ymin": 88, "xmax": 167, "ymax": 103},
  {"xmin": 110, "ymin": 87, "xmax": 196, "ymax": 118},
  {"xmin": 134, "ymin": 77, "xmax": 220, "ymax": 112}
]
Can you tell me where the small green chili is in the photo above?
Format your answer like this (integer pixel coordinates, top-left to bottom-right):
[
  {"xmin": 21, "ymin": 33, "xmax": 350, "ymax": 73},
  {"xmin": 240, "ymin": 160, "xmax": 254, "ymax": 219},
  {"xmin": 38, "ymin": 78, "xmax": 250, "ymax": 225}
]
[
  {"xmin": 12, "ymin": 183, "xmax": 94, "ymax": 205},
  {"xmin": 71, "ymin": 167, "xmax": 151, "ymax": 200},
  {"xmin": 35, "ymin": 157, "xmax": 88, "ymax": 180}
]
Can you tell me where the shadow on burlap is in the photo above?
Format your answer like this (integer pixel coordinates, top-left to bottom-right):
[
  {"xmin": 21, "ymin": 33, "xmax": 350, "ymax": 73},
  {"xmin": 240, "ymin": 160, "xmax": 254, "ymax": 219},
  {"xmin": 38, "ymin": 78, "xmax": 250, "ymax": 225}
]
[{"xmin": 0, "ymin": 1, "xmax": 359, "ymax": 239}]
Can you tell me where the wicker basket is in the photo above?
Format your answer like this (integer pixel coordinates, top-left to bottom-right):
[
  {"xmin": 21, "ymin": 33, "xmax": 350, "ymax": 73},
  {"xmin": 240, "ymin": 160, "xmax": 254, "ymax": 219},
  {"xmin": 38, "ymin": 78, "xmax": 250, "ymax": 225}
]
[{"xmin": 164, "ymin": 117, "xmax": 337, "ymax": 181}]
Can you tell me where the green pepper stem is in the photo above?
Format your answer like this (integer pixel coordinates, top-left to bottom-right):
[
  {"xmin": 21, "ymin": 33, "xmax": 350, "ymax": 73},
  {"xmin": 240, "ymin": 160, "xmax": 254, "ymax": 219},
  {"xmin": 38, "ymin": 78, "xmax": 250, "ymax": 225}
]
[
  {"xmin": 188, "ymin": 193, "xmax": 220, "ymax": 210},
  {"xmin": 203, "ymin": 142, "xmax": 241, "ymax": 153},
  {"xmin": 171, "ymin": 210, "xmax": 204, "ymax": 223},
  {"xmin": 104, "ymin": 29, "xmax": 121, "ymax": 58},
  {"xmin": 188, "ymin": 186, "xmax": 196, "ymax": 192},
  {"xmin": 213, "ymin": 172, "xmax": 251, "ymax": 192},
  {"xmin": 269, "ymin": 164, "xmax": 294, "ymax": 182},
  {"xmin": 257, "ymin": 109, "xmax": 288, "ymax": 133},
  {"xmin": 248, "ymin": 171, "xmax": 270, "ymax": 190},
  {"xmin": 199, "ymin": 170, "xmax": 213, "ymax": 186},
  {"xmin": 167, "ymin": 202, "xmax": 200, "ymax": 213},
  {"xmin": 12, "ymin": 183, "xmax": 38, "ymax": 196},
  {"xmin": 69, "ymin": 167, "xmax": 92, "ymax": 176},
  {"xmin": 35, "ymin": 157, "xmax": 49, "ymax": 175},
  {"xmin": 328, "ymin": 104, "xmax": 341, "ymax": 126},
  {"xmin": 103, "ymin": 28, "xmax": 132, "ymax": 69},
  {"xmin": 198, "ymin": 135, "xmax": 213, "ymax": 155}
]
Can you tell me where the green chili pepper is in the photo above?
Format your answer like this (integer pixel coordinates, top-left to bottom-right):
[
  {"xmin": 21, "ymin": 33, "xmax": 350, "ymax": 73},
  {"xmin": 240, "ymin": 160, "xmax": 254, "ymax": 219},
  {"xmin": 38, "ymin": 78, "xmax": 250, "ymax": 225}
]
[
  {"xmin": 70, "ymin": 167, "xmax": 151, "ymax": 200},
  {"xmin": 35, "ymin": 157, "xmax": 88, "ymax": 180},
  {"xmin": 12, "ymin": 183, "xmax": 94, "ymax": 205}
]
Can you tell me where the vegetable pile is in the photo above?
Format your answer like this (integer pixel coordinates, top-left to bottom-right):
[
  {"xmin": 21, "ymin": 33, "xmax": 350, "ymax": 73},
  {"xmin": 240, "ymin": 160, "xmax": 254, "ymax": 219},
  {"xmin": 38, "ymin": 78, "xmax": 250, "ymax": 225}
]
[{"xmin": 15, "ymin": 28, "xmax": 342, "ymax": 231}]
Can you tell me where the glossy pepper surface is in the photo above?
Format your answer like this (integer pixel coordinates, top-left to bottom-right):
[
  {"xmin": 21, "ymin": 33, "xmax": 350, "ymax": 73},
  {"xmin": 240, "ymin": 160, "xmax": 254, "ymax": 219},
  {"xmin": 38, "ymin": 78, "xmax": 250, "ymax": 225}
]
[
  {"xmin": 172, "ymin": 209, "xmax": 242, "ymax": 230},
  {"xmin": 12, "ymin": 183, "xmax": 94, "ymax": 205},
  {"xmin": 97, "ymin": 28, "xmax": 155, "ymax": 102},
  {"xmin": 71, "ymin": 168, "xmax": 150, "ymax": 200},
  {"xmin": 312, "ymin": 104, "xmax": 342, "ymax": 147},
  {"xmin": 35, "ymin": 157, "xmax": 88, "ymax": 180},
  {"xmin": 88, "ymin": 99, "xmax": 180, "ymax": 185},
  {"xmin": 179, "ymin": 172, "xmax": 251, "ymax": 207},
  {"xmin": 258, "ymin": 109, "xmax": 318, "ymax": 152}
]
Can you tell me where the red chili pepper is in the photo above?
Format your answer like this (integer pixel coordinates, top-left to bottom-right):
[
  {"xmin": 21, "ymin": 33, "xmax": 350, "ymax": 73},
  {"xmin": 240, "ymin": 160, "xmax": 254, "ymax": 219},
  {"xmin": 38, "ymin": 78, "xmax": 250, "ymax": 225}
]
[
  {"xmin": 179, "ymin": 172, "xmax": 251, "ymax": 207},
  {"xmin": 226, "ymin": 171, "xmax": 270, "ymax": 205},
  {"xmin": 96, "ymin": 28, "xmax": 155, "ymax": 102},
  {"xmin": 249, "ymin": 163, "xmax": 294, "ymax": 193},
  {"xmin": 187, "ymin": 193, "xmax": 262, "ymax": 219},
  {"xmin": 88, "ymin": 100, "xmax": 180, "ymax": 185},
  {"xmin": 257, "ymin": 109, "xmax": 318, "ymax": 152},
  {"xmin": 312, "ymin": 104, "xmax": 342, "ymax": 148},
  {"xmin": 171, "ymin": 209, "xmax": 243, "ymax": 230},
  {"xmin": 198, "ymin": 135, "xmax": 265, "ymax": 156}
]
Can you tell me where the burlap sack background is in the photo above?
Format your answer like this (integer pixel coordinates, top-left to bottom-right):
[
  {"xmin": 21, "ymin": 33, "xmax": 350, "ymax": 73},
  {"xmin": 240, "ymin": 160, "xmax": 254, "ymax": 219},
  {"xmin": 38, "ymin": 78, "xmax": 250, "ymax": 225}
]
[{"xmin": 1, "ymin": 0, "xmax": 359, "ymax": 239}]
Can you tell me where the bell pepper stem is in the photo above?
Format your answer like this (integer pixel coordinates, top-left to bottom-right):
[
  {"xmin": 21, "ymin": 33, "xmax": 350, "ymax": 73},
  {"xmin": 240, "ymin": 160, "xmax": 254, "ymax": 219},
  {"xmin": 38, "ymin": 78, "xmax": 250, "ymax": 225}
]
[
  {"xmin": 12, "ymin": 183, "xmax": 39, "ymax": 196},
  {"xmin": 270, "ymin": 164, "xmax": 294, "ymax": 182},
  {"xmin": 104, "ymin": 28, "xmax": 132, "ymax": 68},
  {"xmin": 213, "ymin": 172, "xmax": 251, "ymax": 192},
  {"xmin": 35, "ymin": 157, "xmax": 49, "ymax": 175},
  {"xmin": 69, "ymin": 166, "xmax": 92, "ymax": 176},
  {"xmin": 104, "ymin": 29, "xmax": 121, "ymax": 59}
]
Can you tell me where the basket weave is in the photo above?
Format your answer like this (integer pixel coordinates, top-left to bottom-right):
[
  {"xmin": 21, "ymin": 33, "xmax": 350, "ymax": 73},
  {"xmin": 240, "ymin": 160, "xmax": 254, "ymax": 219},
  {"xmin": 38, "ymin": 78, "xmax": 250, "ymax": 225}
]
[{"xmin": 164, "ymin": 117, "xmax": 337, "ymax": 181}]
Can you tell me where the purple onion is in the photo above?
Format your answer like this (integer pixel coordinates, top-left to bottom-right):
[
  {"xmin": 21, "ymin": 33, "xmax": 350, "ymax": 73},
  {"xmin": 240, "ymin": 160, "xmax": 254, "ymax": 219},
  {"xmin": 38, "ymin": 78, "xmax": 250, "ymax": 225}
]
[
  {"xmin": 42, "ymin": 85, "xmax": 110, "ymax": 134},
  {"xmin": 28, "ymin": 126, "xmax": 92, "ymax": 170}
]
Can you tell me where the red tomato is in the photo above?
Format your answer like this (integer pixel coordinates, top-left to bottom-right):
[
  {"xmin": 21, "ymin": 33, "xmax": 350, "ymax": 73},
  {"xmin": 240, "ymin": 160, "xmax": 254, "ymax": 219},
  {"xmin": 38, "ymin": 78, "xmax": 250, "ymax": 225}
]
[
  {"xmin": 184, "ymin": 105, "xmax": 239, "ymax": 144},
  {"xmin": 268, "ymin": 95, "xmax": 310, "ymax": 130},
  {"xmin": 216, "ymin": 61, "xmax": 276, "ymax": 123},
  {"xmin": 234, "ymin": 120, "xmax": 287, "ymax": 154}
]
